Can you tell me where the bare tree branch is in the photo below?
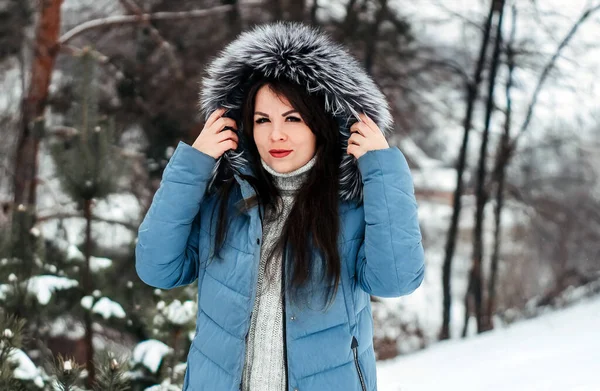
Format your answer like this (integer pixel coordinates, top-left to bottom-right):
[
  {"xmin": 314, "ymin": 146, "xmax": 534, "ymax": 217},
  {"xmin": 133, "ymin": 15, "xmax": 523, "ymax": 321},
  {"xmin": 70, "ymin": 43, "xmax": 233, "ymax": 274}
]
[
  {"xmin": 401, "ymin": 57, "xmax": 471, "ymax": 85},
  {"xmin": 511, "ymin": 4, "xmax": 600, "ymax": 148},
  {"xmin": 59, "ymin": 1, "xmax": 264, "ymax": 45},
  {"xmin": 60, "ymin": 45, "xmax": 126, "ymax": 81},
  {"xmin": 117, "ymin": 0, "xmax": 183, "ymax": 80},
  {"xmin": 433, "ymin": 0, "xmax": 486, "ymax": 35},
  {"xmin": 36, "ymin": 212, "xmax": 138, "ymax": 232}
]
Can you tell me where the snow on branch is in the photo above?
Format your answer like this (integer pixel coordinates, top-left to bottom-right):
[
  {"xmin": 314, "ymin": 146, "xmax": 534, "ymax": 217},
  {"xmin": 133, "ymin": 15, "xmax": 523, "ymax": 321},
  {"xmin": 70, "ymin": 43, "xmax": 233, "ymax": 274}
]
[
  {"xmin": 131, "ymin": 339, "xmax": 173, "ymax": 374},
  {"xmin": 0, "ymin": 275, "xmax": 79, "ymax": 305},
  {"xmin": 26, "ymin": 276, "xmax": 79, "ymax": 305},
  {"xmin": 81, "ymin": 296, "xmax": 127, "ymax": 320},
  {"xmin": 8, "ymin": 348, "xmax": 45, "ymax": 387},
  {"xmin": 36, "ymin": 212, "xmax": 138, "ymax": 232}
]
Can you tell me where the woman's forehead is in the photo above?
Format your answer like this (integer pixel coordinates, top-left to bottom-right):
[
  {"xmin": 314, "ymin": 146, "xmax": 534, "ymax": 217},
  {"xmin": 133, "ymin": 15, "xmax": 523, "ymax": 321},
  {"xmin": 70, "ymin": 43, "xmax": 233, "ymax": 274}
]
[{"xmin": 254, "ymin": 85, "xmax": 295, "ymax": 112}]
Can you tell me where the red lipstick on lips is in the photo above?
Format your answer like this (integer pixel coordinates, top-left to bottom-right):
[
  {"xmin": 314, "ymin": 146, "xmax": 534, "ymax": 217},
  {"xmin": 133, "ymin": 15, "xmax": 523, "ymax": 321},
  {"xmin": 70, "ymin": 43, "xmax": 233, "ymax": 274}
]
[{"xmin": 269, "ymin": 149, "xmax": 292, "ymax": 158}]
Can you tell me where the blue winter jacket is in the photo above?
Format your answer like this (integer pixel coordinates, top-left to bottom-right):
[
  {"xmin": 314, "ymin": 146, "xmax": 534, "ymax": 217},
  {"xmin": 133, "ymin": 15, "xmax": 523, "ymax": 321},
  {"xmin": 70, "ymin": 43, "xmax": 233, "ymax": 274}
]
[{"xmin": 136, "ymin": 140, "xmax": 425, "ymax": 391}]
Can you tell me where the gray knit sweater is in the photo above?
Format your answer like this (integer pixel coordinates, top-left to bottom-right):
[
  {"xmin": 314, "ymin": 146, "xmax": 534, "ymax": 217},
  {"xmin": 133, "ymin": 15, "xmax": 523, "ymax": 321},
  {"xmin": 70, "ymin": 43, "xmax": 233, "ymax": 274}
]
[{"xmin": 241, "ymin": 155, "xmax": 316, "ymax": 391}]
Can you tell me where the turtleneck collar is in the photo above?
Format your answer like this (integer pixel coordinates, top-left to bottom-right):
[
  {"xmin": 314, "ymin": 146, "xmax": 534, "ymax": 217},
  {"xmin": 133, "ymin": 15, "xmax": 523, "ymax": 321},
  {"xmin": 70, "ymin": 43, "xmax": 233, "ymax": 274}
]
[{"xmin": 261, "ymin": 154, "xmax": 317, "ymax": 192}]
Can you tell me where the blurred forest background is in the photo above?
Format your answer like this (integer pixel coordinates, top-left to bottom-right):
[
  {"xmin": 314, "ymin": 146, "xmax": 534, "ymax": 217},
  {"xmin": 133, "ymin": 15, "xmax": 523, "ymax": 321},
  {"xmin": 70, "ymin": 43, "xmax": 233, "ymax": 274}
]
[{"xmin": 0, "ymin": 0, "xmax": 599, "ymax": 390}]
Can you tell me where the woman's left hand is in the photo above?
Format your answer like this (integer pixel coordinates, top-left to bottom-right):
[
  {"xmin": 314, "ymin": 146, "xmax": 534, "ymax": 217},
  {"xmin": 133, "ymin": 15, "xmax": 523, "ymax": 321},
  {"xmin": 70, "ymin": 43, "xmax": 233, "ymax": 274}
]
[{"xmin": 346, "ymin": 113, "xmax": 390, "ymax": 160}]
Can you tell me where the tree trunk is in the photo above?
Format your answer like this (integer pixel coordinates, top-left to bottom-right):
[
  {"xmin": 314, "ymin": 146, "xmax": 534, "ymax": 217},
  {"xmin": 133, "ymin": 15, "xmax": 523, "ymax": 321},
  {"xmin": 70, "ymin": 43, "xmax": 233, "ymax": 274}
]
[
  {"xmin": 488, "ymin": 135, "xmax": 508, "ymax": 326},
  {"xmin": 461, "ymin": 274, "xmax": 473, "ymax": 338},
  {"xmin": 222, "ymin": 0, "xmax": 241, "ymax": 31},
  {"xmin": 470, "ymin": 0, "xmax": 505, "ymax": 334},
  {"xmin": 310, "ymin": 0, "xmax": 319, "ymax": 25},
  {"xmin": 287, "ymin": 0, "xmax": 305, "ymax": 22},
  {"xmin": 268, "ymin": 0, "xmax": 282, "ymax": 20},
  {"xmin": 364, "ymin": 0, "xmax": 388, "ymax": 75},
  {"xmin": 439, "ymin": 0, "xmax": 496, "ymax": 340},
  {"xmin": 169, "ymin": 327, "xmax": 182, "ymax": 383},
  {"xmin": 83, "ymin": 198, "xmax": 95, "ymax": 387},
  {"xmin": 487, "ymin": 4, "xmax": 516, "ymax": 331},
  {"xmin": 342, "ymin": 0, "xmax": 358, "ymax": 39},
  {"xmin": 13, "ymin": 0, "xmax": 63, "ymax": 209}
]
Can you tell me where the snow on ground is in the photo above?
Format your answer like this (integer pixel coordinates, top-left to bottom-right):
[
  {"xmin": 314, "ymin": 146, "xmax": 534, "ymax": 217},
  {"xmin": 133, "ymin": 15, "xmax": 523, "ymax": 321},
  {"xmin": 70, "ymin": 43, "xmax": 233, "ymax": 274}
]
[{"xmin": 378, "ymin": 294, "xmax": 600, "ymax": 391}]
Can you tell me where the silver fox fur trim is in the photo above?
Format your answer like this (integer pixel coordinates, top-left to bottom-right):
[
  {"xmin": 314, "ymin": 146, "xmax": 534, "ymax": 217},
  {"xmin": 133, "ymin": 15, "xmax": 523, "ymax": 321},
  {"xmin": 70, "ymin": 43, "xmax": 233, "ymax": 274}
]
[{"xmin": 199, "ymin": 22, "xmax": 393, "ymax": 202}]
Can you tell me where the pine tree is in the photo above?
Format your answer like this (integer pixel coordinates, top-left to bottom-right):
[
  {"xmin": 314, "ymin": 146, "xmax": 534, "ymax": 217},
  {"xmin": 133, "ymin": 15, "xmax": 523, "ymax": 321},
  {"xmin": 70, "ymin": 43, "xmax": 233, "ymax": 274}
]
[
  {"xmin": 0, "ymin": 312, "xmax": 27, "ymax": 390},
  {"xmin": 49, "ymin": 47, "xmax": 123, "ymax": 388},
  {"xmin": 125, "ymin": 289, "xmax": 195, "ymax": 390},
  {"xmin": 2, "ymin": 204, "xmax": 46, "ymax": 320},
  {"xmin": 45, "ymin": 354, "xmax": 83, "ymax": 391},
  {"xmin": 152, "ymin": 297, "xmax": 195, "ymax": 386},
  {"xmin": 0, "ymin": 312, "xmax": 44, "ymax": 391},
  {"xmin": 93, "ymin": 352, "xmax": 130, "ymax": 391},
  {"xmin": 0, "ymin": 206, "xmax": 48, "ymax": 349}
]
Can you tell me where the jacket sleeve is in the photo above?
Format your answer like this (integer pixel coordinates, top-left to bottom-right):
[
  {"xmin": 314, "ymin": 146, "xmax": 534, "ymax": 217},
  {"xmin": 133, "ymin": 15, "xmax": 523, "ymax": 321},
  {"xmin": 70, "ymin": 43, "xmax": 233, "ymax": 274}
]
[
  {"xmin": 135, "ymin": 141, "xmax": 216, "ymax": 289},
  {"xmin": 355, "ymin": 147, "xmax": 425, "ymax": 297}
]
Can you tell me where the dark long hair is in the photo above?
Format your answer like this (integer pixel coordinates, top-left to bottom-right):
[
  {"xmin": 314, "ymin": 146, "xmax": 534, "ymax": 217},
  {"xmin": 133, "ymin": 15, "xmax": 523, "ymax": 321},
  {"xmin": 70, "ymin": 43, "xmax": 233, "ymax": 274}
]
[{"xmin": 210, "ymin": 77, "xmax": 342, "ymax": 310}]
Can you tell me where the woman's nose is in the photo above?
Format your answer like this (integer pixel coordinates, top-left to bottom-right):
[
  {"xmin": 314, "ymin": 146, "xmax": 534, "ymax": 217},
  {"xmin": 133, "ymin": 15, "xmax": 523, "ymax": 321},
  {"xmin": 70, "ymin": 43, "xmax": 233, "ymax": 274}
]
[{"xmin": 269, "ymin": 124, "xmax": 287, "ymax": 141}]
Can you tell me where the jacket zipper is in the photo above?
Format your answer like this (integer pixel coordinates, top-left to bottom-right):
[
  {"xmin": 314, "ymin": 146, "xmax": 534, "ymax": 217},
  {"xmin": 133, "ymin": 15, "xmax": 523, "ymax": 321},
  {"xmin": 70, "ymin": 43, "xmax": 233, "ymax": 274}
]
[
  {"xmin": 282, "ymin": 241, "xmax": 290, "ymax": 390},
  {"xmin": 240, "ymin": 204, "xmax": 265, "ymax": 391},
  {"xmin": 351, "ymin": 336, "xmax": 367, "ymax": 391}
]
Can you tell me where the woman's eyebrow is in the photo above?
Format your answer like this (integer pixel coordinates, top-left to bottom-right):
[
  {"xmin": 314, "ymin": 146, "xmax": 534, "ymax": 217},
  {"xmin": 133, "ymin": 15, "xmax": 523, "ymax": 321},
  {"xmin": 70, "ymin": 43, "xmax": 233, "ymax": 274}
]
[{"xmin": 254, "ymin": 110, "xmax": 299, "ymax": 117}]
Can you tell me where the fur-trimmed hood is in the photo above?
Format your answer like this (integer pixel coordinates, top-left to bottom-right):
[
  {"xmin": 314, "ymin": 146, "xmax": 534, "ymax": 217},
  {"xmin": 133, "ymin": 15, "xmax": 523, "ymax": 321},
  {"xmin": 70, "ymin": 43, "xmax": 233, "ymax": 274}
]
[{"xmin": 199, "ymin": 22, "xmax": 393, "ymax": 202}]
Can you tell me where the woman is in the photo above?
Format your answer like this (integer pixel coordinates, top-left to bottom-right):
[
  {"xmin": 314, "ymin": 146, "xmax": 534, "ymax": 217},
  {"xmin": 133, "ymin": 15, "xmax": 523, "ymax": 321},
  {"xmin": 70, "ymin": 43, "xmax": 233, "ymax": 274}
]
[{"xmin": 136, "ymin": 22, "xmax": 424, "ymax": 391}]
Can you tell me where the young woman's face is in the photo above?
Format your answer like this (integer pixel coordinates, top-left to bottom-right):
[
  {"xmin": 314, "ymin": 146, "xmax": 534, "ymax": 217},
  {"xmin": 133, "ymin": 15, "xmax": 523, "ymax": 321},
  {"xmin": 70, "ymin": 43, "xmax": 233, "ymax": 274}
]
[{"xmin": 253, "ymin": 85, "xmax": 317, "ymax": 174}]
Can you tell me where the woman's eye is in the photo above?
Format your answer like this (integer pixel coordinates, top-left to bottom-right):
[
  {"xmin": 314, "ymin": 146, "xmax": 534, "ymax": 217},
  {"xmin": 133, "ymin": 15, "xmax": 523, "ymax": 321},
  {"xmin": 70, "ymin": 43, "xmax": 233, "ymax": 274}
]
[
  {"xmin": 286, "ymin": 116, "xmax": 301, "ymax": 122},
  {"xmin": 255, "ymin": 118, "xmax": 269, "ymax": 124}
]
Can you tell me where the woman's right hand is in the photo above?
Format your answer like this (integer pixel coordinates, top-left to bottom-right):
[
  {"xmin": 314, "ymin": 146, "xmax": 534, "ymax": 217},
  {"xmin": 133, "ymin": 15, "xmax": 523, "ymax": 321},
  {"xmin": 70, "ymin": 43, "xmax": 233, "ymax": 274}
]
[{"xmin": 192, "ymin": 108, "xmax": 239, "ymax": 159}]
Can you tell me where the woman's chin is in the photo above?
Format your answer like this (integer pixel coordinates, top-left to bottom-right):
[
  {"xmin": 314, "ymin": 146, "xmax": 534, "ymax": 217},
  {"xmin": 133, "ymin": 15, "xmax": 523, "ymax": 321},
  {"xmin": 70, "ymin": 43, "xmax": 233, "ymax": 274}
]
[
  {"xmin": 271, "ymin": 163, "xmax": 293, "ymax": 173},
  {"xmin": 267, "ymin": 160, "xmax": 298, "ymax": 174}
]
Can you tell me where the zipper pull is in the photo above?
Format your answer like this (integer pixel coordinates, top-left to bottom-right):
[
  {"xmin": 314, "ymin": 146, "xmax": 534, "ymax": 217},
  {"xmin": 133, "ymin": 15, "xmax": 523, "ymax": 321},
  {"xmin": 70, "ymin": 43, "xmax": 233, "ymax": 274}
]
[{"xmin": 351, "ymin": 336, "xmax": 359, "ymax": 350}]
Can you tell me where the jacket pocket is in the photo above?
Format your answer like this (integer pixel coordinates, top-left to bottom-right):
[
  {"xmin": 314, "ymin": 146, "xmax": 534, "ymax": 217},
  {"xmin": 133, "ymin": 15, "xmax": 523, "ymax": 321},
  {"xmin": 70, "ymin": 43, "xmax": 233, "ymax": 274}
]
[{"xmin": 351, "ymin": 336, "xmax": 367, "ymax": 391}]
